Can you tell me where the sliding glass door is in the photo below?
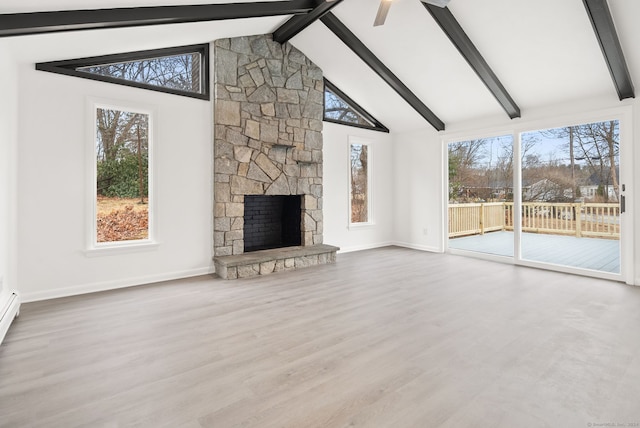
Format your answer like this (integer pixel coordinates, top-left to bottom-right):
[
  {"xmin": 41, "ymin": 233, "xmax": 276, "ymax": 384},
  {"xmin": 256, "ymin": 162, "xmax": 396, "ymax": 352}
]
[
  {"xmin": 519, "ymin": 121, "xmax": 621, "ymax": 274},
  {"xmin": 447, "ymin": 116, "xmax": 627, "ymax": 280}
]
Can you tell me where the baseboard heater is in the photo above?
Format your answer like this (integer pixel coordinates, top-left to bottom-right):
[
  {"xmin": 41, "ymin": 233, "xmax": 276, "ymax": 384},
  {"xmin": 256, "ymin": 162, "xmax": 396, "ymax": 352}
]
[{"xmin": 0, "ymin": 292, "xmax": 20, "ymax": 345}]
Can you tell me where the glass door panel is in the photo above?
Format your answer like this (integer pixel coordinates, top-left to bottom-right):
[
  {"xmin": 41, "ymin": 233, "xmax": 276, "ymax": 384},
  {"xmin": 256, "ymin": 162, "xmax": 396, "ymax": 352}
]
[
  {"xmin": 519, "ymin": 121, "xmax": 620, "ymax": 274},
  {"xmin": 448, "ymin": 135, "xmax": 514, "ymax": 257}
]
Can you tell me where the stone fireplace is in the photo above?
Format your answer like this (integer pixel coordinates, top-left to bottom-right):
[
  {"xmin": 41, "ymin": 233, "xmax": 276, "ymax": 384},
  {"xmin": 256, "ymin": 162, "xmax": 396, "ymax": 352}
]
[{"xmin": 212, "ymin": 34, "xmax": 338, "ymax": 279}]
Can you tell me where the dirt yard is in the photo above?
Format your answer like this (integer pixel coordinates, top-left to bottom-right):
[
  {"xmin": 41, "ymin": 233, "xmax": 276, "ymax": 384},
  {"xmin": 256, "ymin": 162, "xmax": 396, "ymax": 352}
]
[{"xmin": 97, "ymin": 197, "xmax": 148, "ymax": 242}]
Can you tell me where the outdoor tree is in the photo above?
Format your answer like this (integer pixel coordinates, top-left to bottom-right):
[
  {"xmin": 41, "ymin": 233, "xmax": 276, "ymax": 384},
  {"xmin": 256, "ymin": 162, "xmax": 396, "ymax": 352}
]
[
  {"xmin": 448, "ymin": 139, "xmax": 487, "ymax": 201},
  {"xmin": 350, "ymin": 143, "xmax": 368, "ymax": 222},
  {"xmin": 81, "ymin": 52, "xmax": 201, "ymax": 93},
  {"xmin": 96, "ymin": 109, "xmax": 149, "ymax": 201},
  {"xmin": 91, "ymin": 52, "xmax": 202, "ymax": 243},
  {"xmin": 540, "ymin": 121, "xmax": 619, "ymax": 202},
  {"xmin": 324, "ymin": 89, "xmax": 371, "ymax": 126}
]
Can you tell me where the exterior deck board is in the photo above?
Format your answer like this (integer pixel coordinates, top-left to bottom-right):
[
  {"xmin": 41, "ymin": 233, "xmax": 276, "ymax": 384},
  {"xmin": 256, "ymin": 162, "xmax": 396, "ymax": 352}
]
[{"xmin": 449, "ymin": 231, "xmax": 620, "ymax": 273}]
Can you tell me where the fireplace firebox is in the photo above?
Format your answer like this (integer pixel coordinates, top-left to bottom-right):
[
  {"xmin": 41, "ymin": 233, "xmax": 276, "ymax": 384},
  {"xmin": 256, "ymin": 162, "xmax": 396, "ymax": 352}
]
[{"xmin": 243, "ymin": 195, "xmax": 302, "ymax": 252}]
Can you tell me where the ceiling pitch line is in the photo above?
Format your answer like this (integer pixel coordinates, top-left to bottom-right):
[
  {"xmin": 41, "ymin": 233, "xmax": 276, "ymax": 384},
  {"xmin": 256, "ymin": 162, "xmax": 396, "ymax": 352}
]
[
  {"xmin": 273, "ymin": 0, "xmax": 344, "ymax": 44},
  {"xmin": 0, "ymin": 0, "xmax": 316, "ymax": 38},
  {"xmin": 422, "ymin": 3, "xmax": 521, "ymax": 119},
  {"xmin": 320, "ymin": 12, "xmax": 445, "ymax": 131},
  {"xmin": 582, "ymin": 0, "xmax": 635, "ymax": 100}
]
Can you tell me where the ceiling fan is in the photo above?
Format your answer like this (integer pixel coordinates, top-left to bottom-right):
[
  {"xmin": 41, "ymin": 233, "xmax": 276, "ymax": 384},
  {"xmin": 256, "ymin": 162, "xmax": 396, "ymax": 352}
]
[{"xmin": 374, "ymin": 0, "xmax": 451, "ymax": 26}]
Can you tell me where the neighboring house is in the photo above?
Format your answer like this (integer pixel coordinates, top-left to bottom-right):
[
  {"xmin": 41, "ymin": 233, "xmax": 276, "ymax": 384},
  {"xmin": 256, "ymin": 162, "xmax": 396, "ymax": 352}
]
[
  {"xmin": 579, "ymin": 184, "xmax": 618, "ymax": 201},
  {"xmin": 523, "ymin": 179, "xmax": 567, "ymax": 202}
]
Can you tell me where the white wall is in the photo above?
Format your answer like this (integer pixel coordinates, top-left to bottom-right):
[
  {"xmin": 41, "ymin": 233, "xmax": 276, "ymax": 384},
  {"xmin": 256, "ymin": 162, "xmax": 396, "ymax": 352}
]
[
  {"xmin": 323, "ymin": 122, "xmax": 394, "ymax": 253},
  {"xmin": 392, "ymin": 128, "xmax": 444, "ymax": 252},
  {"xmin": 15, "ymin": 58, "xmax": 213, "ymax": 302},
  {"xmin": 0, "ymin": 43, "xmax": 18, "ymax": 304}
]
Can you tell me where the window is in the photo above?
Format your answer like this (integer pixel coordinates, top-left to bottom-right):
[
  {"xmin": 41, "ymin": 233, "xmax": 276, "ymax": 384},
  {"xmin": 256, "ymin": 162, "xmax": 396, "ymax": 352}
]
[
  {"xmin": 94, "ymin": 105, "xmax": 152, "ymax": 245},
  {"xmin": 350, "ymin": 140, "xmax": 372, "ymax": 224},
  {"xmin": 37, "ymin": 44, "xmax": 210, "ymax": 100},
  {"xmin": 324, "ymin": 79, "xmax": 388, "ymax": 132}
]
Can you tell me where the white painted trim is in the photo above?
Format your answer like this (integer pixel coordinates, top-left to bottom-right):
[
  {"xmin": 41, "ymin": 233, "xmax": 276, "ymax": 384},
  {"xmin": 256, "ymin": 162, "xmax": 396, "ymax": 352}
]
[
  {"xmin": 21, "ymin": 267, "xmax": 214, "ymax": 303},
  {"xmin": 86, "ymin": 97, "xmax": 157, "ymax": 252},
  {"xmin": 0, "ymin": 291, "xmax": 20, "ymax": 345},
  {"xmin": 441, "ymin": 104, "xmax": 633, "ymax": 283},
  {"xmin": 448, "ymin": 248, "xmax": 514, "ymax": 265},
  {"xmin": 337, "ymin": 242, "xmax": 393, "ymax": 253},
  {"xmin": 84, "ymin": 241, "xmax": 160, "ymax": 257},
  {"xmin": 346, "ymin": 222, "xmax": 376, "ymax": 230},
  {"xmin": 393, "ymin": 241, "xmax": 443, "ymax": 253}
]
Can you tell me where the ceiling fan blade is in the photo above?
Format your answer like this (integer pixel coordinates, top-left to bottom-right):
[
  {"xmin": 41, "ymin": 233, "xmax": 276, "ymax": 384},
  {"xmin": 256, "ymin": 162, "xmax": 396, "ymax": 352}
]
[
  {"xmin": 374, "ymin": 0, "xmax": 393, "ymax": 27},
  {"xmin": 421, "ymin": 0, "xmax": 451, "ymax": 7}
]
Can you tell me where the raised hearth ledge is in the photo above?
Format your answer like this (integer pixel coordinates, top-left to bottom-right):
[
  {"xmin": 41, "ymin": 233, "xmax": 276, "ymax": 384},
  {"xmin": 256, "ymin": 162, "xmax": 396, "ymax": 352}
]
[{"xmin": 213, "ymin": 244, "xmax": 339, "ymax": 280}]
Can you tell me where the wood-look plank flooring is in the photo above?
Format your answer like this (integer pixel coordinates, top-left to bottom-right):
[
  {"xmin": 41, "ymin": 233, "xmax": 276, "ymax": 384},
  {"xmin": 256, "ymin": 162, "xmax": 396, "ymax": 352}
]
[{"xmin": 1, "ymin": 246, "xmax": 640, "ymax": 427}]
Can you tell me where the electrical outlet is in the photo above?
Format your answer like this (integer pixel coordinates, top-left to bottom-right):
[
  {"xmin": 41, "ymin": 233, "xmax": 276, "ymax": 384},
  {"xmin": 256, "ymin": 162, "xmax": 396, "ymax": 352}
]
[{"xmin": 423, "ymin": 228, "xmax": 429, "ymax": 235}]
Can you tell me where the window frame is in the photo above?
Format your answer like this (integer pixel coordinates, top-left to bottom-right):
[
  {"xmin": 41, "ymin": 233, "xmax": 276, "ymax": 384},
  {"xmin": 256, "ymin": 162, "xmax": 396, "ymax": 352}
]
[
  {"xmin": 37, "ymin": 44, "xmax": 210, "ymax": 100},
  {"xmin": 87, "ymin": 99, "xmax": 157, "ymax": 254},
  {"xmin": 442, "ymin": 105, "xmax": 633, "ymax": 283},
  {"xmin": 348, "ymin": 136, "xmax": 375, "ymax": 228},
  {"xmin": 324, "ymin": 79, "xmax": 389, "ymax": 133}
]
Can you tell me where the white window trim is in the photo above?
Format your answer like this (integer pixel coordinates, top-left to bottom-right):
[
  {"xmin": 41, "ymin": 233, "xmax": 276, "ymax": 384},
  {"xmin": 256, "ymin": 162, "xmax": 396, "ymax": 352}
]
[
  {"xmin": 348, "ymin": 135, "xmax": 375, "ymax": 229},
  {"xmin": 85, "ymin": 98, "xmax": 158, "ymax": 255},
  {"xmin": 441, "ymin": 104, "xmax": 633, "ymax": 284}
]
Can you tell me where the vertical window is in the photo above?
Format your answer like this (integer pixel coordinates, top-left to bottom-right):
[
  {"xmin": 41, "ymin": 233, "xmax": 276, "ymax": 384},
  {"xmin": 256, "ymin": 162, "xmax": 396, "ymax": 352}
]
[
  {"xmin": 350, "ymin": 140, "xmax": 371, "ymax": 224},
  {"xmin": 94, "ymin": 106, "xmax": 151, "ymax": 244}
]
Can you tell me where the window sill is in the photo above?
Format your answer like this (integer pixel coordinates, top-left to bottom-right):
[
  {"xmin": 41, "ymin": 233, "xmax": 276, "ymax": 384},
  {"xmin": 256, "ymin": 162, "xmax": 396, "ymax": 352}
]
[
  {"xmin": 85, "ymin": 240, "xmax": 160, "ymax": 257},
  {"xmin": 348, "ymin": 222, "xmax": 376, "ymax": 231}
]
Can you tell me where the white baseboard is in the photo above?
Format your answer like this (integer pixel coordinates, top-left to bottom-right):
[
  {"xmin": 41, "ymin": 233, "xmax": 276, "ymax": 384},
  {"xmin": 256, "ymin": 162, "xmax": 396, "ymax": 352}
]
[
  {"xmin": 392, "ymin": 241, "xmax": 443, "ymax": 253},
  {"xmin": 21, "ymin": 267, "xmax": 214, "ymax": 303},
  {"xmin": 337, "ymin": 241, "xmax": 394, "ymax": 254},
  {"xmin": 1, "ymin": 292, "xmax": 20, "ymax": 345}
]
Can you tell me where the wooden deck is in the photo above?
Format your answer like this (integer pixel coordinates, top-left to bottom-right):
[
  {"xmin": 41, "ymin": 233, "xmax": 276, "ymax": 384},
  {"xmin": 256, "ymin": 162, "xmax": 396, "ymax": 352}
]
[{"xmin": 449, "ymin": 231, "xmax": 620, "ymax": 273}]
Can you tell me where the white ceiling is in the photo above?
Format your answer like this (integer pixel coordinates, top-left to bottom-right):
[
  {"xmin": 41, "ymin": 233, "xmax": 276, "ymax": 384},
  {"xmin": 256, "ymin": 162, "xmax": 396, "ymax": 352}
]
[{"xmin": 1, "ymin": 0, "xmax": 638, "ymax": 132}]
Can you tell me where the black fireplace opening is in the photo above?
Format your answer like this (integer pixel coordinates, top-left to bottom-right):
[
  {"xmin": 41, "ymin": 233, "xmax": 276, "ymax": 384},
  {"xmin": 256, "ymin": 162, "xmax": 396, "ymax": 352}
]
[{"xmin": 244, "ymin": 195, "xmax": 302, "ymax": 252}]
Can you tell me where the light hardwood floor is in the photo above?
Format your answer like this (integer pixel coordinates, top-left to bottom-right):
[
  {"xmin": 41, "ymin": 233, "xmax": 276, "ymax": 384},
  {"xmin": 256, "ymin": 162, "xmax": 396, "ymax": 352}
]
[{"xmin": 1, "ymin": 247, "xmax": 640, "ymax": 427}]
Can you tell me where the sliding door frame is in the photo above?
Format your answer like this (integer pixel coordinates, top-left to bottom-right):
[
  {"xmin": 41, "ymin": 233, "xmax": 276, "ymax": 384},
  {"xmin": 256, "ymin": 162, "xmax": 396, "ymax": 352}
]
[{"xmin": 443, "ymin": 105, "xmax": 634, "ymax": 284}]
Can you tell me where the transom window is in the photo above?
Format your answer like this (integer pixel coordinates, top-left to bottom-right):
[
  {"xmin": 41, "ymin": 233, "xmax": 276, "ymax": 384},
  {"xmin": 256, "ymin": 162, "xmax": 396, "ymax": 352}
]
[
  {"xmin": 324, "ymin": 79, "xmax": 388, "ymax": 132},
  {"xmin": 37, "ymin": 44, "xmax": 210, "ymax": 100}
]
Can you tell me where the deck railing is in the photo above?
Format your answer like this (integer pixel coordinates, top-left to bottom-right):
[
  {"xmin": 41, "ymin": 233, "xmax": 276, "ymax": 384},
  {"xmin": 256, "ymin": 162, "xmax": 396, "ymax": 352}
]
[{"xmin": 448, "ymin": 202, "xmax": 620, "ymax": 239}]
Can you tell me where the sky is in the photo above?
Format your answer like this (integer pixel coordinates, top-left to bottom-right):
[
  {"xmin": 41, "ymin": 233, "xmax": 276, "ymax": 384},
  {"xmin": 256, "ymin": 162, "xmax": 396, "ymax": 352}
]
[{"xmin": 471, "ymin": 123, "xmax": 619, "ymax": 169}]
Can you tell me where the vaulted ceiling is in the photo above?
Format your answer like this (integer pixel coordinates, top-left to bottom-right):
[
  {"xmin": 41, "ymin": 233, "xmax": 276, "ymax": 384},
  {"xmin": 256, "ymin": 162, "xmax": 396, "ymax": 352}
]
[{"xmin": 1, "ymin": 0, "xmax": 638, "ymax": 132}]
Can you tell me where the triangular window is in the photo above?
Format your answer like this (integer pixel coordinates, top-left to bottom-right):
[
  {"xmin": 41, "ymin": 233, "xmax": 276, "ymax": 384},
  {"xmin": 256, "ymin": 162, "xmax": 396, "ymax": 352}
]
[
  {"xmin": 323, "ymin": 79, "xmax": 388, "ymax": 132},
  {"xmin": 36, "ymin": 44, "xmax": 209, "ymax": 100}
]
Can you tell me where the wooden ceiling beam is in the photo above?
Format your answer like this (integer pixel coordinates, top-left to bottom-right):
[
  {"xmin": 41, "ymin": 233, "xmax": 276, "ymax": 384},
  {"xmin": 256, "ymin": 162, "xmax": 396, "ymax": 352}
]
[
  {"xmin": 273, "ymin": 0, "xmax": 343, "ymax": 44},
  {"xmin": 423, "ymin": 3, "xmax": 521, "ymax": 119},
  {"xmin": 320, "ymin": 12, "xmax": 445, "ymax": 131},
  {"xmin": 0, "ymin": 0, "xmax": 316, "ymax": 38},
  {"xmin": 582, "ymin": 0, "xmax": 634, "ymax": 100}
]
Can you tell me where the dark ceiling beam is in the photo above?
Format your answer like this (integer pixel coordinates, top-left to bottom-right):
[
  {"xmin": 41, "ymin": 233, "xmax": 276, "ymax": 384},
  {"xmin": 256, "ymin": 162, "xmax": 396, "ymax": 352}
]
[
  {"xmin": 423, "ymin": 3, "xmax": 520, "ymax": 119},
  {"xmin": 0, "ymin": 0, "xmax": 316, "ymax": 38},
  {"xmin": 320, "ymin": 12, "xmax": 445, "ymax": 131},
  {"xmin": 273, "ymin": 0, "xmax": 343, "ymax": 44},
  {"xmin": 582, "ymin": 0, "xmax": 634, "ymax": 100}
]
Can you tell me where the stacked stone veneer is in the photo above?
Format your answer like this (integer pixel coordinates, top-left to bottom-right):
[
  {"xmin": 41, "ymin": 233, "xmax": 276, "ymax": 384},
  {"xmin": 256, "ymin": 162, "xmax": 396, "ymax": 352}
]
[{"xmin": 213, "ymin": 34, "xmax": 325, "ymax": 260}]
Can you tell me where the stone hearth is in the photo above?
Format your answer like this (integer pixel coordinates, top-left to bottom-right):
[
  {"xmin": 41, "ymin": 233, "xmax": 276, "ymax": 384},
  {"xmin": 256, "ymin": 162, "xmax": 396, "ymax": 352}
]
[
  {"xmin": 214, "ymin": 244, "xmax": 339, "ymax": 280},
  {"xmin": 212, "ymin": 34, "xmax": 338, "ymax": 279}
]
